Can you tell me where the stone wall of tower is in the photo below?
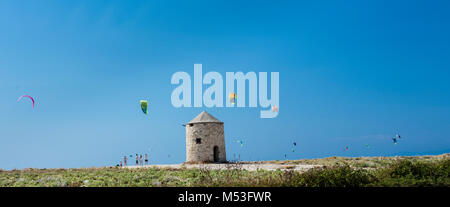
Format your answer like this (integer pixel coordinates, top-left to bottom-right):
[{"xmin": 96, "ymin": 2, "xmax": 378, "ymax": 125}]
[{"xmin": 186, "ymin": 122, "xmax": 226, "ymax": 162}]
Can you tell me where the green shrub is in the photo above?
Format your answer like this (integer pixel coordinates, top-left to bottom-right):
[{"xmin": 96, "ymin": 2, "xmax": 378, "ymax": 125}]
[
  {"xmin": 373, "ymin": 159, "xmax": 450, "ymax": 187},
  {"xmin": 295, "ymin": 165, "xmax": 375, "ymax": 187}
]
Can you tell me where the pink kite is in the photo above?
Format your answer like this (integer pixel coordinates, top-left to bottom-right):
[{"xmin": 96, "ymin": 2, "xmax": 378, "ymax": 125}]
[
  {"xmin": 17, "ymin": 95, "xmax": 35, "ymax": 109},
  {"xmin": 272, "ymin": 105, "xmax": 279, "ymax": 112}
]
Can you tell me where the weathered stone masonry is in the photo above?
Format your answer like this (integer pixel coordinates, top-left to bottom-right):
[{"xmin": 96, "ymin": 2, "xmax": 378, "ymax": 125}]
[{"xmin": 185, "ymin": 111, "xmax": 226, "ymax": 163}]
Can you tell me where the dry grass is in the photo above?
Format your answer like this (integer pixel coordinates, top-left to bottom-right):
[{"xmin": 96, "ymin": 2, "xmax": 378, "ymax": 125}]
[{"xmin": 250, "ymin": 153, "xmax": 450, "ymax": 169}]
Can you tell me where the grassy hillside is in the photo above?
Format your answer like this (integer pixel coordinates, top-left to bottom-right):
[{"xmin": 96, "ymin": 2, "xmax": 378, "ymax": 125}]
[
  {"xmin": 1, "ymin": 154, "xmax": 449, "ymax": 187},
  {"xmin": 252, "ymin": 153, "xmax": 450, "ymax": 169}
]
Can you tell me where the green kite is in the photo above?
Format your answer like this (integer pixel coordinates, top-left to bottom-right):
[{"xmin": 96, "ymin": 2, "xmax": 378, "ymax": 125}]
[{"xmin": 140, "ymin": 100, "xmax": 149, "ymax": 115}]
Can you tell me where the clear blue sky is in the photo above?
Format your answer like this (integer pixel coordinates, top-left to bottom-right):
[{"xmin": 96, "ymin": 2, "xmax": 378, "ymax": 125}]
[{"xmin": 1, "ymin": 0, "xmax": 449, "ymax": 169}]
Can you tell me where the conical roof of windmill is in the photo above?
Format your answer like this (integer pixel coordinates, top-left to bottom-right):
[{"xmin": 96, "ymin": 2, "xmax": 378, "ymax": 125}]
[{"xmin": 187, "ymin": 111, "xmax": 223, "ymax": 124}]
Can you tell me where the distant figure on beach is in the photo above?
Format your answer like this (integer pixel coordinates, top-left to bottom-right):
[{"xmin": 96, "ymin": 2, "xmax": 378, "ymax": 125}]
[
  {"xmin": 124, "ymin": 156, "xmax": 127, "ymax": 166},
  {"xmin": 140, "ymin": 154, "xmax": 143, "ymax": 166},
  {"xmin": 145, "ymin": 154, "xmax": 149, "ymax": 165},
  {"xmin": 120, "ymin": 161, "xmax": 122, "ymax": 167},
  {"xmin": 135, "ymin": 154, "xmax": 138, "ymax": 165}
]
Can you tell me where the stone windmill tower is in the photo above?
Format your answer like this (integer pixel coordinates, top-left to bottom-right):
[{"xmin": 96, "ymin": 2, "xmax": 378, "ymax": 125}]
[{"xmin": 185, "ymin": 111, "xmax": 226, "ymax": 163}]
